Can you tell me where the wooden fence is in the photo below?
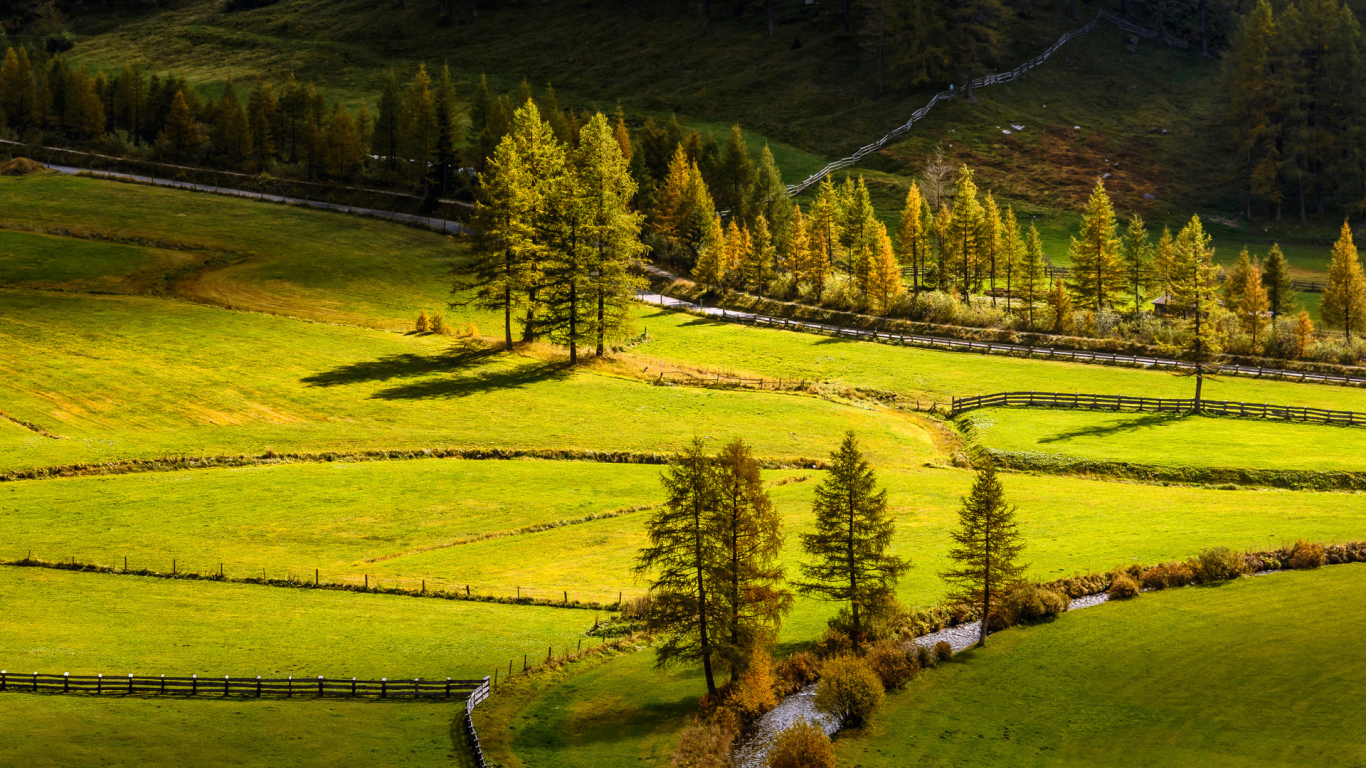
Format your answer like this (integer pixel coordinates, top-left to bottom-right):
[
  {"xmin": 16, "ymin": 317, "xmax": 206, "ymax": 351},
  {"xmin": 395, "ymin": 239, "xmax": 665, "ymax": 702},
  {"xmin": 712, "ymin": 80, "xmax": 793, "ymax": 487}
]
[
  {"xmin": 950, "ymin": 391, "xmax": 1366, "ymax": 426},
  {"xmin": 787, "ymin": 11, "xmax": 1182, "ymax": 196},
  {"xmin": 655, "ymin": 370, "xmax": 796, "ymax": 390},
  {"xmin": 0, "ymin": 670, "xmax": 489, "ymax": 700},
  {"xmin": 1042, "ymin": 264, "xmax": 1328, "ymax": 294}
]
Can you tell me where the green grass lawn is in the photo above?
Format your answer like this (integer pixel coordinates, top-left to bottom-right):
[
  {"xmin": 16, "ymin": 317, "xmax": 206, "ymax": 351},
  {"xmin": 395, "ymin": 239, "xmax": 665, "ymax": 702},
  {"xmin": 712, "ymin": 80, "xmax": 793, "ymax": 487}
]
[
  {"xmin": 0, "ymin": 696, "xmax": 472, "ymax": 768},
  {"xmin": 0, "ymin": 290, "xmax": 933, "ymax": 474},
  {"xmin": 964, "ymin": 407, "xmax": 1366, "ymax": 472},
  {"xmin": 836, "ymin": 564, "xmax": 1366, "ymax": 768},
  {"xmin": 0, "ymin": 568, "xmax": 595, "ymax": 680}
]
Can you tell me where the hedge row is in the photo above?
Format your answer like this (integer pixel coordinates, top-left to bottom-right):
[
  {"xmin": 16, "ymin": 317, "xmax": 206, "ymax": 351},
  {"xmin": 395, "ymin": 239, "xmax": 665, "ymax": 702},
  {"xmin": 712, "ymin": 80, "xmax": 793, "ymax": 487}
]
[
  {"xmin": 2, "ymin": 447, "xmax": 829, "ymax": 483},
  {"xmin": 986, "ymin": 448, "xmax": 1366, "ymax": 491},
  {"xmin": 1, "ymin": 557, "xmax": 617, "ymax": 611}
]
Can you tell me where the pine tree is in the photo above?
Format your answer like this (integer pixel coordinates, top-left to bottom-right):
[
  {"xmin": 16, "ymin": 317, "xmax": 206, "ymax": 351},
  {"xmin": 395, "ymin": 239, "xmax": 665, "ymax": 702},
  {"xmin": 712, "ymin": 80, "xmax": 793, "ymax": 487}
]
[
  {"xmin": 797, "ymin": 432, "xmax": 910, "ymax": 649},
  {"xmin": 723, "ymin": 219, "xmax": 749, "ymax": 285},
  {"xmin": 896, "ymin": 182, "xmax": 931, "ymax": 293},
  {"xmin": 635, "ymin": 438, "xmax": 725, "ymax": 697},
  {"xmin": 1168, "ymin": 216, "xmax": 1224, "ymax": 408},
  {"xmin": 1222, "ymin": 249, "xmax": 1255, "ymax": 317},
  {"xmin": 429, "ymin": 65, "xmax": 461, "ymax": 198},
  {"xmin": 159, "ymin": 89, "xmax": 200, "ymax": 161},
  {"xmin": 867, "ymin": 223, "xmax": 904, "ymax": 315},
  {"xmin": 1294, "ymin": 309, "xmax": 1315, "ymax": 357},
  {"xmin": 277, "ymin": 75, "xmax": 306, "ymax": 164},
  {"xmin": 999, "ymin": 206, "xmax": 1023, "ymax": 312},
  {"xmin": 785, "ymin": 204, "xmax": 811, "ymax": 290},
  {"xmin": 694, "ymin": 213, "xmax": 727, "ymax": 290},
  {"xmin": 371, "ymin": 71, "xmax": 404, "ymax": 173},
  {"xmin": 744, "ymin": 214, "xmax": 777, "ymax": 296},
  {"xmin": 248, "ymin": 80, "xmax": 277, "ymax": 168},
  {"xmin": 653, "ymin": 145, "xmax": 699, "ymax": 243},
  {"xmin": 1067, "ymin": 180, "xmax": 1123, "ymax": 312},
  {"xmin": 839, "ymin": 178, "xmax": 879, "ymax": 295},
  {"xmin": 749, "ymin": 145, "xmax": 792, "ymax": 244},
  {"xmin": 716, "ymin": 124, "xmax": 755, "ymax": 220},
  {"xmin": 574, "ymin": 112, "xmax": 647, "ymax": 357},
  {"xmin": 1154, "ymin": 225, "xmax": 1178, "ymax": 297},
  {"xmin": 401, "ymin": 64, "xmax": 438, "ymax": 183},
  {"xmin": 212, "ymin": 78, "xmax": 251, "ymax": 168},
  {"xmin": 324, "ymin": 105, "xmax": 363, "ymax": 178},
  {"xmin": 1020, "ymin": 224, "xmax": 1047, "ymax": 328},
  {"xmin": 110, "ymin": 65, "xmax": 144, "ymax": 138},
  {"xmin": 807, "ymin": 178, "xmax": 841, "ymax": 301},
  {"xmin": 944, "ymin": 166, "xmax": 984, "ymax": 298},
  {"xmin": 1323, "ymin": 220, "xmax": 1366, "ymax": 338},
  {"xmin": 941, "ymin": 463, "xmax": 1026, "ymax": 648},
  {"xmin": 64, "ymin": 67, "xmax": 104, "ymax": 144},
  {"xmin": 981, "ymin": 193, "xmax": 1002, "ymax": 306},
  {"xmin": 1236, "ymin": 255, "xmax": 1271, "ymax": 349},
  {"xmin": 0, "ymin": 47, "xmax": 36, "ymax": 133},
  {"xmin": 1047, "ymin": 277, "xmax": 1073, "ymax": 334},
  {"xmin": 1122, "ymin": 214, "xmax": 1154, "ymax": 311},
  {"xmin": 1261, "ymin": 244, "xmax": 1297, "ymax": 317},
  {"xmin": 710, "ymin": 438, "xmax": 792, "ymax": 678}
]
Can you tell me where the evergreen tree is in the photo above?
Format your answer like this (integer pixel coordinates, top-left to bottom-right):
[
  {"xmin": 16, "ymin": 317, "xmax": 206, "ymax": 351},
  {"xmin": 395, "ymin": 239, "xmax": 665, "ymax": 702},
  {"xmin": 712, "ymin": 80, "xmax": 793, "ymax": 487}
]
[
  {"xmin": 466, "ymin": 74, "xmax": 492, "ymax": 169},
  {"xmin": 785, "ymin": 204, "xmax": 811, "ymax": 289},
  {"xmin": 1322, "ymin": 220, "xmax": 1366, "ymax": 338},
  {"xmin": 867, "ymin": 223, "xmax": 904, "ymax": 315},
  {"xmin": 1, "ymin": 47, "xmax": 37, "ymax": 132},
  {"xmin": 64, "ymin": 68, "xmax": 104, "ymax": 143},
  {"xmin": 999, "ymin": 206, "xmax": 1023, "ymax": 312},
  {"xmin": 807, "ymin": 178, "xmax": 841, "ymax": 301},
  {"xmin": 653, "ymin": 145, "xmax": 700, "ymax": 243},
  {"xmin": 1221, "ymin": 248, "xmax": 1255, "ymax": 316},
  {"xmin": 1047, "ymin": 277, "xmax": 1073, "ymax": 334},
  {"xmin": 1168, "ymin": 216, "xmax": 1224, "ymax": 407},
  {"xmin": 212, "ymin": 78, "xmax": 251, "ymax": 168},
  {"xmin": 716, "ymin": 124, "xmax": 755, "ymax": 219},
  {"xmin": 1295, "ymin": 309, "xmax": 1316, "ymax": 357},
  {"xmin": 323, "ymin": 105, "xmax": 364, "ymax": 178},
  {"xmin": 428, "ymin": 65, "xmax": 461, "ymax": 198},
  {"xmin": 710, "ymin": 438, "xmax": 792, "ymax": 679},
  {"xmin": 248, "ymin": 80, "xmax": 277, "ymax": 169},
  {"xmin": 402, "ymin": 64, "xmax": 438, "ymax": 183},
  {"xmin": 1122, "ymin": 213, "xmax": 1154, "ymax": 311},
  {"xmin": 1235, "ymin": 254, "xmax": 1271, "ymax": 349},
  {"xmin": 797, "ymin": 432, "xmax": 910, "ymax": 649},
  {"xmin": 944, "ymin": 166, "xmax": 984, "ymax": 297},
  {"xmin": 749, "ymin": 145, "xmax": 792, "ymax": 243},
  {"xmin": 981, "ymin": 193, "xmax": 1002, "ymax": 305},
  {"xmin": 839, "ymin": 178, "xmax": 879, "ymax": 295},
  {"xmin": 1067, "ymin": 180, "xmax": 1123, "ymax": 312},
  {"xmin": 896, "ymin": 182, "xmax": 931, "ymax": 293},
  {"xmin": 158, "ymin": 89, "xmax": 200, "ymax": 161},
  {"xmin": 1020, "ymin": 224, "xmax": 1046, "ymax": 328},
  {"xmin": 277, "ymin": 75, "xmax": 307, "ymax": 164},
  {"xmin": 941, "ymin": 463, "xmax": 1026, "ymax": 648},
  {"xmin": 635, "ymin": 438, "xmax": 725, "ymax": 697},
  {"xmin": 372, "ymin": 71, "xmax": 404, "ymax": 173},
  {"xmin": 744, "ymin": 214, "xmax": 777, "ymax": 296},
  {"xmin": 1261, "ymin": 244, "xmax": 1297, "ymax": 317},
  {"xmin": 694, "ymin": 213, "xmax": 727, "ymax": 290},
  {"xmin": 1154, "ymin": 225, "xmax": 1179, "ymax": 297}
]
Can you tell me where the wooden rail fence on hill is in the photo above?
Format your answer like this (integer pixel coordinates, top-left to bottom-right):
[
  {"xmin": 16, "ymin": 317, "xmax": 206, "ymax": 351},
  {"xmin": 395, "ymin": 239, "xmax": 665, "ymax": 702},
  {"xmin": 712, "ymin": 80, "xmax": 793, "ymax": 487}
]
[
  {"xmin": 0, "ymin": 670, "xmax": 489, "ymax": 700},
  {"xmin": 951, "ymin": 391, "xmax": 1366, "ymax": 426}
]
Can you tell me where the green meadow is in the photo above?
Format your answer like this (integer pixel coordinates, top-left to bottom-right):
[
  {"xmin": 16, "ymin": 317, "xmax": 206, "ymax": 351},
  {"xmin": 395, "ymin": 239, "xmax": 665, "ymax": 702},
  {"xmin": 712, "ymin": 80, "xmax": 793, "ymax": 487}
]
[{"xmin": 837, "ymin": 564, "xmax": 1366, "ymax": 768}]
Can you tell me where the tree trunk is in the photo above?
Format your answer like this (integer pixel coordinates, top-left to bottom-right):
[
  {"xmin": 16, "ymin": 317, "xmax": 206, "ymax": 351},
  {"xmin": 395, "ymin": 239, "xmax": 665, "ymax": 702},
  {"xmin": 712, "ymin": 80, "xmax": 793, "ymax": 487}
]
[
  {"xmin": 504, "ymin": 286, "xmax": 513, "ymax": 350},
  {"xmin": 848, "ymin": 488, "xmax": 860, "ymax": 650},
  {"xmin": 569, "ymin": 282, "xmax": 578, "ymax": 364},
  {"xmin": 694, "ymin": 501, "xmax": 717, "ymax": 697},
  {"xmin": 597, "ymin": 288, "xmax": 606, "ymax": 356},
  {"xmin": 978, "ymin": 533, "xmax": 991, "ymax": 647}
]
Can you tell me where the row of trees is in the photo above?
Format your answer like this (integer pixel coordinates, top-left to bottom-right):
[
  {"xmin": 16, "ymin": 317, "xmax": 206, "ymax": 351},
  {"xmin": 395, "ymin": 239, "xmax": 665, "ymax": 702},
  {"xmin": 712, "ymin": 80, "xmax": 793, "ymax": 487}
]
[
  {"xmin": 1225, "ymin": 0, "xmax": 1366, "ymax": 221},
  {"xmin": 636, "ymin": 433, "xmax": 1027, "ymax": 696},
  {"xmin": 458, "ymin": 102, "xmax": 646, "ymax": 361}
]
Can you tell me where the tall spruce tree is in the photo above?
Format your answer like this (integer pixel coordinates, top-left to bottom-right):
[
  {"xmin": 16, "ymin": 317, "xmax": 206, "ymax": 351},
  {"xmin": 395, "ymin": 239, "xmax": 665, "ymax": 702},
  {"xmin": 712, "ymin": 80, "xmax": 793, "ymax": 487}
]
[
  {"xmin": 1322, "ymin": 220, "xmax": 1366, "ymax": 338},
  {"xmin": 944, "ymin": 166, "xmax": 984, "ymax": 298},
  {"xmin": 1122, "ymin": 214, "xmax": 1154, "ymax": 312},
  {"xmin": 710, "ymin": 438, "xmax": 792, "ymax": 679},
  {"xmin": 1068, "ymin": 180, "xmax": 1123, "ymax": 312},
  {"xmin": 373, "ymin": 70, "xmax": 404, "ymax": 173},
  {"xmin": 716, "ymin": 124, "xmax": 755, "ymax": 220},
  {"xmin": 1262, "ymin": 244, "xmax": 1297, "ymax": 317},
  {"xmin": 797, "ymin": 432, "xmax": 910, "ymax": 649},
  {"xmin": 1168, "ymin": 215, "xmax": 1224, "ymax": 407},
  {"xmin": 999, "ymin": 206, "xmax": 1023, "ymax": 312},
  {"xmin": 941, "ymin": 463, "xmax": 1026, "ymax": 648},
  {"xmin": 635, "ymin": 438, "xmax": 725, "ymax": 697}
]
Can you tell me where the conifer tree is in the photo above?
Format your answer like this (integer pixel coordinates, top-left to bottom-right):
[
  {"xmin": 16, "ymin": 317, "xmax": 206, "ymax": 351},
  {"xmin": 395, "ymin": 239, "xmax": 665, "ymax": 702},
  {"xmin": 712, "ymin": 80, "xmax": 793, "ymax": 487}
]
[
  {"xmin": 1020, "ymin": 224, "xmax": 1046, "ymax": 328},
  {"xmin": 1222, "ymin": 249, "xmax": 1255, "ymax": 317},
  {"xmin": 0, "ymin": 47, "xmax": 36, "ymax": 132},
  {"xmin": 744, "ymin": 214, "xmax": 777, "ymax": 296},
  {"xmin": 1168, "ymin": 216, "xmax": 1224, "ymax": 408},
  {"xmin": 277, "ymin": 75, "xmax": 307, "ymax": 164},
  {"xmin": 1322, "ymin": 221, "xmax": 1366, "ymax": 338},
  {"xmin": 1122, "ymin": 214, "xmax": 1154, "ymax": 311},
  {"xmin": 897, "ymin": 182, "xmax": 931, "ymax": 293},
  {"xmin": 324, "ymin": 105, "xmax": 364, "ymax": 179},
  {"xmin": 64, "ymin": 68, "xmax": 104, "ymax": 143},
  {"xmin": 1294, "ymin": 309, "xmax": 1315, "ymax": 357},
  {"xmin": 429, "ymin": 65, "xmax": 460, "ymax": 197},
  {"xmin": 941, "ymin": 463, "xmax": 1026, "ymax": 648},
  {"xmin": 574, "ymin": 112, "xmax": 647, "ymax": 357},
  {"xmin": 653, "ymin": 146, "xmax": 700, "ymax": 243},
  {"xmin": 1047, "ymin": 277, "xmax": 1073, "ymax": 334},
  {"xmin": 1154, "ymin": 225, "xmax": 1178, "ymax": 297},
  {"xmin": 635, "ymin": 438, "xmax": 725, "ymax": 697},
  {"xmin": 159, "ymin": 89, "xmax": 200, "ymax": 160},
  {"xmin": 723, "ymin": 219, "xmax": 750, "ymax": 284},
  {"xmin": 867, "ymin": 224, "xmax": 904, "ymax": 315},
  {"xmin": 716, "ymin": 124, "xmax": 755, "ymax": 220},
  {"xmin": 981, "ymin": 193, "xmax": 1003, "ymax": 306},
  {"xmin": 999, "ymin": 206, "xmax": 1023, "ymax": 312},
  {"xmin": 710, "ymin": 438, "xmax": 792, "ymax": 678},
  {"xmin": 807, "ymin": 178, "xmax": 841, "ymax": 301},
  {"xmin": 749, "ymin": 145, "xmax": 792, "ymax": 243},
  {"xmin": 839, "ymin": 178, "xmax": 879, "ymax": 294},
  {"xmin": 944, "ymin": 166, "xmax": 984, "ymax": 297},
  {"xmin": 248, "ymin": 81, "xmax": 277, "ymax": 168},
  {"xmin": 401, "ymin": 64, "xmax": 438, "ymax": 182},
  {"xmin": 1067, "ymin": 180, "xmax": 1123, "ymax": 312},
  {"xmin": 373, "ymin": 70, "xmax": 404, "ymax": 173},
  {"xmin": 1236, "ymin": 255, "xmax": 1271, "ymax": 349},
  {"xmin": 785, "ymin": 204, "xmax": 811, "ymax": 290},
  {"xmin": 798, "ymin": 432, "xmax": 910, "ymax": 649},
  {"xmin": 212, "ymin": 79, "xmax": 251, "ymax": 167},
  {"xmin": 933, "ymin": 204, "xmax": 952, "ymax": 292},
  {"xmin": 1261, "ymin": 244, "xmax": 1297, "ymax": 318},
  {"xmin": 694, "ymin": 213, "xmax": 727, "ymax": 290}
]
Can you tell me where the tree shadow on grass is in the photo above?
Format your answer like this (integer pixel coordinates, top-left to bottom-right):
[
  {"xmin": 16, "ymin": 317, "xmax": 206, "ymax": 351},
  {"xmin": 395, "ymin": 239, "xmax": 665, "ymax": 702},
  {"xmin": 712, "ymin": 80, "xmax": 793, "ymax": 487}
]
[
  {"xmin": 301, "ymin": 340, "xmax": 502, "ymax": 388},
  {"xmin": 301, "ymin": 339, "xmax": 572, "ymax": 399},
  {"xmin": 1037, "ymin": 412, "xmax": 1190, "ymax": 444},
  {"xmin": 370, "ymin": 359, "xmax": 572, "ymax": 400}
]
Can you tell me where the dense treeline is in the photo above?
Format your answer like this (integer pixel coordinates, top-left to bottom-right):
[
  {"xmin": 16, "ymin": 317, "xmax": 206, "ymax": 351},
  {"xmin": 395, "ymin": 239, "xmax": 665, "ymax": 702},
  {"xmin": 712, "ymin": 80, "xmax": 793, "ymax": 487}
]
[{"xmin": 1225, "ymin": 0, "xmax": 1366, "ymax": 221}]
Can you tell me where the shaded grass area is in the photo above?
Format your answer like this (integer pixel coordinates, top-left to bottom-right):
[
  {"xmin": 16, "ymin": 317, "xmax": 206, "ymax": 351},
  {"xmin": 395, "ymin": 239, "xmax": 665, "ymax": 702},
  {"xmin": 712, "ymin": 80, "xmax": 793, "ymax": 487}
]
[
  {"xmin": 836, "ymin": 565, "xmax": 1366, "ymax": 768},
  {"xmin": 637, "ymin": 307, "xmax": 1366, "ymax": 412},
  {"xmin": 0, "ymin": 290, "xmax": 933, "ymax": 473},
  {"xmin": 0, "ymin": 568, "xmax": 594, "ymax": 679},
  {"xmin": 963, "ymin": 407, "xmax": 1366, "ymax": 472},
  {"xmin": 0, "ymin": 696, "xmax": 472, "ymax": 768},
  {"xmin": 0, "ymin": 229, "xmax": 194, "ymax": 294}
]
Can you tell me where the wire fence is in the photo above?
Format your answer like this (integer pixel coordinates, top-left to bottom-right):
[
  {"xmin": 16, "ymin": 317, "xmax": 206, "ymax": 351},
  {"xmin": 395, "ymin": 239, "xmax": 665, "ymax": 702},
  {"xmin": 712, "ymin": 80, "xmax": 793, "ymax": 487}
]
[
  {"xmin": 951, "ymin": 391, "xmax": 1366, "ymax": 426},
  {"xmin": 787, "ymin": 10, "xmax": 1184, "ymax": 196}
]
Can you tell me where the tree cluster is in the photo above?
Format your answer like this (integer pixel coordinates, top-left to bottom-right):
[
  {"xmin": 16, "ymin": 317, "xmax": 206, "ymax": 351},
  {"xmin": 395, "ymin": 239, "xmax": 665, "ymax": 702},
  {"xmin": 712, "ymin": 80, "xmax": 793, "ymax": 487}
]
[{"xmin": 1225, "ymin": 0, "xmax": 1366, "ymax": 221}]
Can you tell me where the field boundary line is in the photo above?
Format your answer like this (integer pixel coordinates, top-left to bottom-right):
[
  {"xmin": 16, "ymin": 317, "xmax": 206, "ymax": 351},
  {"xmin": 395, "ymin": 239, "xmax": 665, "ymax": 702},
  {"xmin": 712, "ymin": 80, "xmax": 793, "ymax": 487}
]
[
  {"xmin": 0, "ymin": 410, "xmax": 62, "ymax": 440},
  {"xmin": 1, "ymin": 446, "xmax": 828, "ymax": 484},
  {"xmin": 981, "ymin": 448, "xmax": 1366, "ymax": 491},
  {"xmin": 950, "ymin": 391, "xmax": 1366, "ymax": 426},
  {"xmin": 0, "ymin": 669, "xmax": 487, "ymax": 701}
]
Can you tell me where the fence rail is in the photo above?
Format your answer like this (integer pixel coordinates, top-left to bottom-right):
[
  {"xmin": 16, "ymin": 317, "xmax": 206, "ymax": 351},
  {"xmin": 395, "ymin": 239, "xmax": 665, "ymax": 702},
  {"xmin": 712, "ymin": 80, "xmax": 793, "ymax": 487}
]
[
  {"xmin": 950, "ymin": 391, "xmax": 1366, "ymax": 426},
  {"xmin": 655, "ymin": 370, "xmax": 794, "ymax": 390},
  {"xmin": 787, "ymin": 11, "xmax": 1181, "ymax": 196},
  {"xmin": 1043, "ymin": 265, "xmax": 1328, "ymax": 294},
  {"xmin": 0, "ymin": 670, "xmax": 488, "ymax": 699}
]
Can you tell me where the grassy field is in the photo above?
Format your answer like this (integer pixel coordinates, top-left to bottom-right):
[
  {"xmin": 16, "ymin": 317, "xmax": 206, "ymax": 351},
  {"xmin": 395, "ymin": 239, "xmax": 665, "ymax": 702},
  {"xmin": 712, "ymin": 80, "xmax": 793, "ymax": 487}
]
[
  {"xmin": 836, "ymin": 564, "xmax": 1366, "ymax": 767},
  {"xmin": 963, "ymin": 408, "xmax": 1366, "ymax": 472},
  {"xmin": 0, "ymin": 568, "xmax": 595, "ymax": 679},
  {"xmin": 0, "ymin": 696, "xmax": 472, "ymax": 768}
]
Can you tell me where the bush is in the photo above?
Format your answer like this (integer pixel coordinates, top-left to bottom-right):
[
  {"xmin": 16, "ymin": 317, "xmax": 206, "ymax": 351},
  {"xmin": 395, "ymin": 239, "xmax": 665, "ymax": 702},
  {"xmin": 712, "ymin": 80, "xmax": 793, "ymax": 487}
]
[
  {"xmin": 775, "ymin": 651, "xmax": 820, "ymax": 696},
  {"xmin": 814, "ymin": 655, "xmax": 884, "ymax": 727},
  {"xmin": 1140, "ymin": 562, "xmax": 1195, "ymax": 590},
  {"xmin": 1107, "ymin": 573, "xmax": 1141, "ymax": 599},
  {"xmin": 44, "ymin": 33, "xmax": 75, "ymax": 54},
  {"xmin": 669, "ymin": 716, "xmax": 736, "ymax": 768},
  {"xmin": 729, "ymin": 650, "xmax": 778, "ymax": 724},
  {"xmin": 1288, "ymin": 540, "xmax": 1326, "ymax": 570},
  {"xmin": 813, "ymin": 627, "xmax": 853, "ymax": 659},
  {"xmin": 933, "ymin": 640, "xmax": 953, "ymax": 661},
  {"xmin": 1190, "ymin": 547, "xmax": 1251, "ymax": 583},
  {"xmin": 430, "ymin": 313, "xmax": 450, "ymax": 335},
  {"xmin": 912, "ymin": 642, "xmax": 937, "ymax": 669},
  {"xmin": 414, "ymin": 310, "xmax": 431, "ymax": 333},
  {"xmin": 826, "ymin": 593, "xmax": 908, "ymax": 646},
  {"xmin": 765, "ymin": 720, "xmax": 835, "ymax": 768},
  {"xmin": 865, "ymin": 640, "xmax": 919, "ymax": 690},
  {"xmin": 1002, "ymin": 581, "xmax": 1070, "ymax": 624}
]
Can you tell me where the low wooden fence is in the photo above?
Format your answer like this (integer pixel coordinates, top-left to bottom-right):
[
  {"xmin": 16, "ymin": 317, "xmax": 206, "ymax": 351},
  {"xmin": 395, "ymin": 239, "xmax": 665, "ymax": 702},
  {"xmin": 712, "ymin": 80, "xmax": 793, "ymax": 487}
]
[
  {"xmin": 950, "ymin": 391, "xmax": 1366, "ymax": 426},
  {"xmin": 464, "ymin": 679, "xmax": 492, "ymax": 768},
  {"xmin": 0, "ymin": 670, "xmax": 489, "ymax": 700},
  {"xmin": 655, "ymin": 370, "xmax": 797, "ymax": 390}
]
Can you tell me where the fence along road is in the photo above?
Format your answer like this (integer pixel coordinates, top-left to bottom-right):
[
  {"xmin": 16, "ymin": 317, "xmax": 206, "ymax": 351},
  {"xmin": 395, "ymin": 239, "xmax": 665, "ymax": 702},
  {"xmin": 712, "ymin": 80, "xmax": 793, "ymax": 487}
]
[
  {"xmin": 0, "ymin": 669, "xmax": 489, "ymax": 699},
  {"xmin": 950, "ymin": 391, "xmax": 1366, "ymax": 426},
  {"xmin": 635, "ymin": 285, "xmax": 1366, "ymax": 389}
]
